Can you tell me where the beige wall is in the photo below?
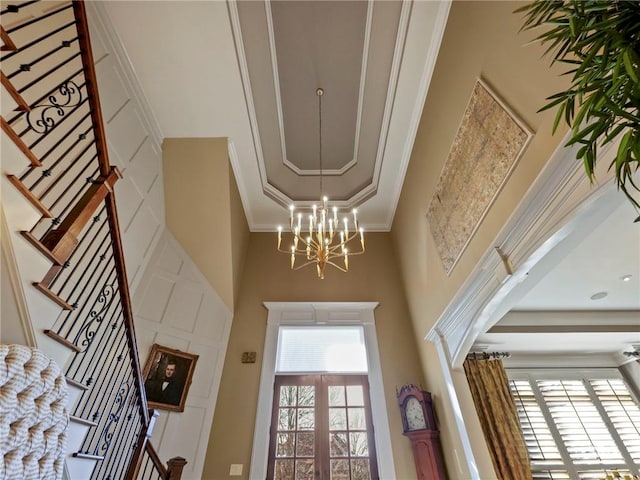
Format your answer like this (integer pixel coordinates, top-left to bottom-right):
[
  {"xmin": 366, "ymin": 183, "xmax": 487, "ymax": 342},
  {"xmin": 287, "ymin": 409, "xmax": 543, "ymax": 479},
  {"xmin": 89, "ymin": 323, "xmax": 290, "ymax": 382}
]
[
  {"xmin": 229, "ymin": 166, "xmax": 250, "ymax": 311},
  {"xmin": 391, "ymin": 1, "xmax": 572, "ymax": 478},
  {"xmin": 163, "ymin": 138, "xmax": 249, "ymax": 313},
  {"xmin": 203, "ymin": 232, "xmax": 424, "ymax": 479}
]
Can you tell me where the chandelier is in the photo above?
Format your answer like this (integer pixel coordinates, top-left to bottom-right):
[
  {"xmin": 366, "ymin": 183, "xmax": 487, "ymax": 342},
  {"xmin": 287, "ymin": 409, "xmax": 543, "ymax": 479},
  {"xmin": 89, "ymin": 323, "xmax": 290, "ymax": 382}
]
[{"xmin": 277, "ymin": 87, "xmax": 365, "ymax": 279}]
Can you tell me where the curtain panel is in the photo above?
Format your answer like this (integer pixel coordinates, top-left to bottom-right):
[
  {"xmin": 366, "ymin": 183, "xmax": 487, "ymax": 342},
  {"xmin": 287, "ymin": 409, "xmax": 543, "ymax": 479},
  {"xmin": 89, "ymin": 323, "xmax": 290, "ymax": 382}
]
[{"xmin": 463, "ymin": 357, "xmax": 532, "ymax": 480}]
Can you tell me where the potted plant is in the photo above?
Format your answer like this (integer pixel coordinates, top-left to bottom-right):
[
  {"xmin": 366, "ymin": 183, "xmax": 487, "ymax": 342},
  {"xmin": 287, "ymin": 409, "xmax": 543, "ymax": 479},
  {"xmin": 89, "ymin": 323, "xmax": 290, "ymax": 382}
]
[{"xmin": 517, "ymin": 1, "xmax": 640, "ymax": 221}]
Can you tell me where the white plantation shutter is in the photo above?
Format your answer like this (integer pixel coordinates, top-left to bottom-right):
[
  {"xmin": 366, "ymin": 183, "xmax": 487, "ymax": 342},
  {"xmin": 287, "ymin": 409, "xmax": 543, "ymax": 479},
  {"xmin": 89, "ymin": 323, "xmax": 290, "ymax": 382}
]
[
  {"xmin": 510, "ymin": 379, "xmax": 564, "ymax": 465},
  {"xmin": 590, "ymin": 379, "xmax": 640, "ymax": 463},
  {"xmin": 539, "ymin": 380, "xmax": 623, "ymax": 465},
  {"xmin": 508, "ymin": 371, "xmax": 640, "ymax": 480}
]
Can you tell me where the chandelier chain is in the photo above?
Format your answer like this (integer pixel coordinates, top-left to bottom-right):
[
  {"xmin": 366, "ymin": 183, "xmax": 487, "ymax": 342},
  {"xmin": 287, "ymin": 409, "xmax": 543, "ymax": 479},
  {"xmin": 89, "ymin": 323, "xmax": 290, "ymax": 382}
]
[{"xmin": 318, "ymin": 87, "xmax": 323, "ymax": 197}]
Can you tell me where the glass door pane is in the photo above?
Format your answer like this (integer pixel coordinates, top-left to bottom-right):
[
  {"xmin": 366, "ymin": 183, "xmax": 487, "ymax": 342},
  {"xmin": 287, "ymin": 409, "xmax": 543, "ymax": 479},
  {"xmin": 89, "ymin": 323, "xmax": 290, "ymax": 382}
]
[
  {"xmin": 323, "ymin": 376, "xmax": 378, "ymax": 480},
  {"xmin": 269, "ymin": 377, "xmax": 317, "ymax": 480},
  {"xmin": 268, "ymin": 375, "xmax": 378, "ymax": 480}
]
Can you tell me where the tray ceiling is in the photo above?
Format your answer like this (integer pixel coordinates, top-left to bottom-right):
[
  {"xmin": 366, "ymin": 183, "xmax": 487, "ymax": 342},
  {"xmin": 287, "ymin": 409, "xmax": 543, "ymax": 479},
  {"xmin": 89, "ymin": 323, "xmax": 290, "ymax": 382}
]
[{"xmin": 98, "ymin": 0, "xmax": 451, "ymax": 230}]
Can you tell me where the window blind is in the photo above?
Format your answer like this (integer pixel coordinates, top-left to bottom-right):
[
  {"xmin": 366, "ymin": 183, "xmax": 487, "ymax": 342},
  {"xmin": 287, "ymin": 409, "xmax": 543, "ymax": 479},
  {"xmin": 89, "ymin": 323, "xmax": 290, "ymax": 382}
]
[
  {"xmin": 276, "ymin": 326, "xmax": 368, "ymax": 373},
  {"xmin": 508, "ymin": 371, "xmax": 640, "ymax": 480}
]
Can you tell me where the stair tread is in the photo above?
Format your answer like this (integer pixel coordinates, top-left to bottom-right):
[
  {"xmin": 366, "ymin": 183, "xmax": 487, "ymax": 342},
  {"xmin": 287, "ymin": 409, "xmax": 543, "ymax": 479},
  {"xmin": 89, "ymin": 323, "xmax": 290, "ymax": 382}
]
[
  {"xmin": 1, "ymin": 116, "xmax": 41, "ymax": 166},
  {"xmin": 33, "ymin": 282, "xmax": 72, "ymax": 310},
  {"xmin": 72, "ymin": 452, "xmax": 105, "ymax": 461},
  {"xmin": 1, "ymin": 71, "xmax": 30, "ymax": 111},
  {"xmin": 20, "ymin": 230, "xmax": 63, "ymax": 265},
  {"xmin": 65, "ymin": 376, "xmax": 89, "ymax": 391},
  {"xmin": 6, "ymin": 175, "xmax": 53, "ymax": 218},
  {"xmin": 44, "ymin": 329, "xmax": 81, "ymax": 353},
  {"xmin": 69, "ymin": 415, "xmax": 98, "ymax": 428},
  {"xmin": 0, "ymin": 26, "xmax": 17, "ymax": 51}
]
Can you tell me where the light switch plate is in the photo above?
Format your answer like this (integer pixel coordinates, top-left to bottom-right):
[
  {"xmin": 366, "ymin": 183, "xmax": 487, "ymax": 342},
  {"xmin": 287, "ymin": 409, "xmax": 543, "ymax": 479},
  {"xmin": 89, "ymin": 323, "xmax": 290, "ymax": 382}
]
[{"xmin": 229, "ymin": 464, "xmax": 243, "ymax": 476}]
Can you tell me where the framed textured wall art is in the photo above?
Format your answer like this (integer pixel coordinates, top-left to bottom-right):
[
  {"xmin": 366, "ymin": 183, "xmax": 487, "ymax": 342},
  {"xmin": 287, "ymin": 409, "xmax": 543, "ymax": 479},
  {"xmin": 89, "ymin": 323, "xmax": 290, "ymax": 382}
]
[
  {"xmin": 142, "ymin": 344, "xmax": 199, "ymax": 412},
  {"xmin": 426, "ymin": 79, "xmax": 533, "ymax": 274}
]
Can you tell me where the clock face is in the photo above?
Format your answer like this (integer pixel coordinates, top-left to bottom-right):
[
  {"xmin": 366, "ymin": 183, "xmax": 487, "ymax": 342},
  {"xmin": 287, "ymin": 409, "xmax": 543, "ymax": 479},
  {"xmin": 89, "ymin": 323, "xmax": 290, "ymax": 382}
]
[{"xmin": 405, "ymin": 396, "xmax": 427, "ymax": 430}]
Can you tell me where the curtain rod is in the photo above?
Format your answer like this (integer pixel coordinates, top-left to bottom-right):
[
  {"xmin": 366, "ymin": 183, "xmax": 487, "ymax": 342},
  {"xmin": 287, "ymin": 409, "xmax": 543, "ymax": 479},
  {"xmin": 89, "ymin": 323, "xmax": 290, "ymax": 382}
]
[{"xmin": 466, "ymin": 351, "xmax": 511, "ymax": 360}]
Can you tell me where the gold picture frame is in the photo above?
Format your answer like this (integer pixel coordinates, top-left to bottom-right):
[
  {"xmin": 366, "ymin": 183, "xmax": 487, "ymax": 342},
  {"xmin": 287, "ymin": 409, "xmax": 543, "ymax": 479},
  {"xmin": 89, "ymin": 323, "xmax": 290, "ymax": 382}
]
[{"xmin": 142, "ymin": 344, "xmax": 199, "ymax": 412}]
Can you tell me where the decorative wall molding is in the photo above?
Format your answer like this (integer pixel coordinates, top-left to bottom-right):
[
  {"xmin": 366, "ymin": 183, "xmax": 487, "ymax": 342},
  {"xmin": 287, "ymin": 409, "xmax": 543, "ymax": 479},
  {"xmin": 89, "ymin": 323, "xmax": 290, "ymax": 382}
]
[
  {"xmin": 432, "ymin": 334, "xmax": 481, "ymax": 480},
  {"xmin": 0, "ymin": 207, "xmax": 37, "ymax": 347},
  {"xmin": 133, "ymin": 229, "xmax": 232, "ymax": 480},
  {"xmin": 263, "ymin": 301, "xmax": 379, "ymax": 325},
  {"xmin": 504, "ymin": 353, "xmax": 621, "ymax": 369},
  {"xmin": 87, "ymin": 3, "xmax": 164, "ymax": 149},
  {"xmin": 384, "ymin": 0, "xmax": 451, "ymax": 229},
  {"xmin": 427, "ymin": 131, "xmax": 623, "ymax": 368}
]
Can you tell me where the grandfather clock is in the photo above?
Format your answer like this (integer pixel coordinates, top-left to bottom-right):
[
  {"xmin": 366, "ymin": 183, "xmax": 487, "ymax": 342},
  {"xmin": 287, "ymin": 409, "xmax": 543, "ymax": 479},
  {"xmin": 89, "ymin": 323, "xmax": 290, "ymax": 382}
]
[{"xmin": 397, "ymin": 384, "xmax": 446, "ymax": 480}]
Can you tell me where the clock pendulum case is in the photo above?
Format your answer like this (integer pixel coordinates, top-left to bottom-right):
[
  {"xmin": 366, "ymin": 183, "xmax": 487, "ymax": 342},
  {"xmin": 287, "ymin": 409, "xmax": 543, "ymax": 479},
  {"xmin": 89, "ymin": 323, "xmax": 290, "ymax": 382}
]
[{"xmin": 397, "ymin": 384, "xmax": 447, "ymax": 479}]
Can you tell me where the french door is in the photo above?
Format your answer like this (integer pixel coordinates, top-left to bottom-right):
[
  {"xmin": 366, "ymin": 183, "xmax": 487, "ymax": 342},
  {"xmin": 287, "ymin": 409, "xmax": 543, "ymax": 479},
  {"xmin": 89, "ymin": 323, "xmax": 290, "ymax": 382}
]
[{"xmin": 267, "ymin": 375, "xmax": 379, "ymax": 480}]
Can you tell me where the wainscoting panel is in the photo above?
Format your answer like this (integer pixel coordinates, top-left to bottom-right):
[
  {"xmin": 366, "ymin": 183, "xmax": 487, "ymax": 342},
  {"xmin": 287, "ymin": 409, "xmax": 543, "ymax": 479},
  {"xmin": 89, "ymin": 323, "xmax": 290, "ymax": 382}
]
[
  {"xmin": 87, "ymin": 4, "xmax": 165, "ymax": 293},
  {"xmin": 133, "ymin": 230, "xmax": 232, "ymax": 480}
]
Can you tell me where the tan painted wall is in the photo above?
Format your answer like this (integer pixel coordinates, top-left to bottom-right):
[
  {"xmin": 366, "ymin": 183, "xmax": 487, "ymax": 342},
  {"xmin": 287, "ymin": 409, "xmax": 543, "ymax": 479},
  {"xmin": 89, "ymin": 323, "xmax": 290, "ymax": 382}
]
[
  {"xmin": 163, "ymin": 138, "xmax": 248, "ymax": 313},
  {"xmin": 229, "ymin": 166, "xmax": 250, "ymax": 311},
  {"xmin": 391, "ymin": 1, "xmax": 572, "ymax": 478},
  {"xmin": 203, "ymin": 232, "xmax": 424, "ymax": 479}
]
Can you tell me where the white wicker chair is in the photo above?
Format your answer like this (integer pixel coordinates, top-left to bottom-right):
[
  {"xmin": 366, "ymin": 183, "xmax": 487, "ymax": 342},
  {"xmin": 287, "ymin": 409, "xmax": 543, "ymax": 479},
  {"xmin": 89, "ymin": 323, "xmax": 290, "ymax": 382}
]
[{"xmin": 0, "ymin": 344, "xmax": 68, "ymax": 480}]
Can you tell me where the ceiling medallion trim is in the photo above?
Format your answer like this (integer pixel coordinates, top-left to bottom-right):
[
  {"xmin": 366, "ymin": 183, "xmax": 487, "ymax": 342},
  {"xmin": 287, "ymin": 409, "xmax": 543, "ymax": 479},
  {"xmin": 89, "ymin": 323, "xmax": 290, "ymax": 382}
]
[{"xmin": 265, "ymin": 0, "xmax": 372, "ymax": 176}]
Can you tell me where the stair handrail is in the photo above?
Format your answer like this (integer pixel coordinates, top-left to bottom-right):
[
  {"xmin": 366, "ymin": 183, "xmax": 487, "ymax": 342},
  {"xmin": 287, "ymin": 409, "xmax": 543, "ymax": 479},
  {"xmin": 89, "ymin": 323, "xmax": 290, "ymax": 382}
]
[{"xmin": 71, "ymin": 0, "xmax": 150, "ymax": 429}]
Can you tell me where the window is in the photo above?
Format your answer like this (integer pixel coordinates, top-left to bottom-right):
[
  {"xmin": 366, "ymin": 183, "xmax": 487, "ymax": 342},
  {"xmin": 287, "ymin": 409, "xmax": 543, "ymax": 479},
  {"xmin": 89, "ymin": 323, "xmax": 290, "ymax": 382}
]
[
  {"xmin": 267, "ymin": 375, "xmax": 378, "ymax": 480},
  {"xmin": 277, "ymin": 327, "xmax": 368, "ymax": 373},
  {"xmin": 509, "ymin": 370, "xmax": 640, "ymax": 480}
]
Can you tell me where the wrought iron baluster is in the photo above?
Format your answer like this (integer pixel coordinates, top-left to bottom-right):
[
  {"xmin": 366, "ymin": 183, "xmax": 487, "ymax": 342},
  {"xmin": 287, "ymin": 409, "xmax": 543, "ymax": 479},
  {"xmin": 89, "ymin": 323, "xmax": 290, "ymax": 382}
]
[
  {"xmin": 25, "ymin": 85, "xmax": 86, "ymax": 139},
  {"xmin": 40, "ymin": 152, "xmax": 97, "ymax": 208},
  {"xmin": 9, "ymin": 70, "xmax": 84, "ymax": 127},
  {"xmin": 78, "ymin": 336, "xmax": 133, "ymax": 448},
  {"xmin": 72, "ymin": 279, "xmax": 117, "ymax": 351},
  {"xmin": 0, "ymin": 0, "xmax": 40, "ymax": 17},
  {"xmin": 1, "ymin": 18, "xmax": 75, "ymax": 63},
  {"xmin": 72, "ymin": 319, "xmax": 127, "ymax": 424},
  {"xmin": 98, "ymin": 395, "xmax": 144, "ymax": 479},
  {"xmin": 53, "ymin": 251, "xmax": 114, "ymax": 337},
  {"xmin": 6, "ymin": 37, "xmax": 79, "ymax": 81},
  {"xmin": 19, "ymin": 51, "xmax": 82, "ymax": 95},
  {"xmin": 24, "ymin": 112, "xmax": 92, "ymax": 186}
]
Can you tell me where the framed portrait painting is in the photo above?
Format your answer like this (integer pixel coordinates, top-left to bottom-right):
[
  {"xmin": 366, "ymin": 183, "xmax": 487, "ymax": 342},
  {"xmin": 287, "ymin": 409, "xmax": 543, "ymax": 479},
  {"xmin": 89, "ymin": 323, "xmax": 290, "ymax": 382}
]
[{"xmin": 142, "ymin": 344, "xmax": 199, "ymax": 412}]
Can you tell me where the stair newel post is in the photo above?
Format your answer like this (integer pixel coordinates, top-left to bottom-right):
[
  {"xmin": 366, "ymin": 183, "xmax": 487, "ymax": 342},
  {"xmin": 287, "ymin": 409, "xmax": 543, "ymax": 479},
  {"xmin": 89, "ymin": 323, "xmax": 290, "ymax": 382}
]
[
  {"xmin": 167, "ymin": 457, "xmax": 188, "ymax": 480},
  {"xmin": 39, "ymin": 166, "xmax": 122, "ymax": 264}
]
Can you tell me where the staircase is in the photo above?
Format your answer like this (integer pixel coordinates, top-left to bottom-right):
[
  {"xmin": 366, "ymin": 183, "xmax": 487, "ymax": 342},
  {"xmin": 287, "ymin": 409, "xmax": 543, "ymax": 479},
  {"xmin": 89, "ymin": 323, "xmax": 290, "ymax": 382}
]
[{"xmin": 1, "ymin": 1, "xmax": 183, "ymax": 478}]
